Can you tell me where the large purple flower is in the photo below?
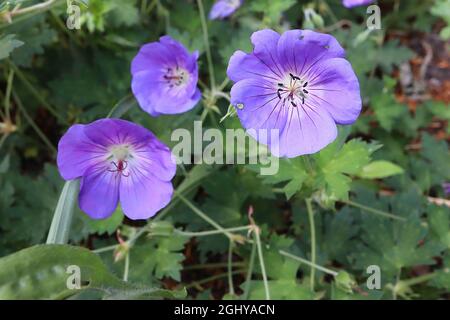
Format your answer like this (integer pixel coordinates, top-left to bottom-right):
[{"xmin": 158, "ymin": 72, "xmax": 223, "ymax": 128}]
[
  {"xmin": 209, "ymin": 0, "xmax": 242, "ymax": 20},
  {"xmin": 131, "ymin": 36, "xmax": 201, "ymax": 116},
  {"xmin": 57, "ymin": 119, "xmax": 176, "ymax": 220},
  {"xmin": 342, "ymin": 0, "xmax": 375, "ymax": 8},
  {"xmin": 227, "ymin": 29, "xmax": 361, "ymax": 158}
]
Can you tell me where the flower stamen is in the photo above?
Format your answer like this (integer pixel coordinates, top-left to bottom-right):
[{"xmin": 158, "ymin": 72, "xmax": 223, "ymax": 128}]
[
  {"xmin": 164, "ymin": 67, "xmax": 188, "ymax": 88},
  {"xmin": 108, "ymin": 160, "xmax": 130, "ymax": 177},
  {"xmin": 276, "ymin": 73, "xmax": 309, "ymax": 107}
]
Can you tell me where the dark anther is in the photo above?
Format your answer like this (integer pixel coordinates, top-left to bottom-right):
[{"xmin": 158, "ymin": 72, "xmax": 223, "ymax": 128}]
[
  {"xmin": 303, "ymin": 89, "xmax": 309, "ymax": 94},
  {"xmin": 107, "ymin": 160, "xmax": 130, "ymax": 177},
  {"xmin": 303, "ymin": 82, "xmax": 308, "ymax": 87},
  {"xmin": 277, "ymin": 89, "xmax": 283, "ymax": 99},
  {"xmin": 289, "ymin": 73, "xmax": 301, "ymax": 81},
  {"xmin": 302, "ymin": 97, "xmax": 305, "ymax": 104},
  {"xmin": 278, "ymin": 83, "xmax": 284, "ymax": 87},
  {"xmin": 291, "ymin": 101, "xmax": 297, "ymax": 107}
]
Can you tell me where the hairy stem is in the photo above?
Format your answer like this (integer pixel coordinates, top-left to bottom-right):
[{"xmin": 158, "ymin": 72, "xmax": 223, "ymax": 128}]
[
  {"xmin": 175, "ymin": 192, "xmax": 235, "ymax": 240},
  {"xmin": 344, "ymin": 199, "xmax": 406, "ymax": 221},
  {"xmin": 174, "ymin": 225, "xmax": 251, "ymax": 237},
  {"xmin": 243, "ymin": 236, "xmax": 257, "ymax": 300},
  {"xmin": 196, "ymin": 0, "xmax": 215, "ymax": 90},
  {"xmin": 228, "ymin": 241, "xmax": 235, "ymax": 296},
  {"xmin": 306, "ymin": 198, "xmax": 316, "ymax": 291},
  {"xmin": 123, "ymin": 253, "xmax": 130, "ymax": 282},
  {"xmin": 13, "ymin": 91, "xmax": 57, "ymax": 155},
  {"xmin": 254, "ymin": 228, "xmax": 270, "ymax": 300},
  {"xmin": 279, "ymin": 250, "xmax": 338, "ymax": 277},
  {"xmin": 10, "ymin": 62, "xmax": 64, "ymax": 123}
]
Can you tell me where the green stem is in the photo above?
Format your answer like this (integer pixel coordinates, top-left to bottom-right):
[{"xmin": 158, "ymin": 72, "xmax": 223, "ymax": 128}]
[
  {"xmin": 254, "ymin": 229, "xmax": 270, "ymax": 300},
  {"xmin": 213, "ymin": 91, "xmax": 231, "ymax": 102},
  {"xmin": 106, "ymin": 94, "xmax": 137, "ymax": 118},
  {"xmin": 93, "ymin": 166, "xmax": 214, "ymax": 252},
  {"xmin": 4, "ymin": 68, "xmax": 14, "ymax": 120},
  {"xmin": 344, "ymin": 199, "xmax": 406, "ymax": 221},
  {"xmin": 184, "ymin": 262, "xmax": 245, "ymax": 271},
  {"xmin": 393, "ymin": 268, "xmax": 401, "ymax": 300},
  {"xmin": 243, "ymin": 236, "xmax": 257, "ymax": 300},
  {"xmin": 196, "ymin": 0, "xmax": 215, "ymax": 90},
  {"xmin": 0, "ymin": 134, "xmax": 9, "ymax": 151},
  {"xmin": 141, "ymin": 0, "xmax": 148, "ymax": 12},
  {"xmin": 302, "ymin": 154, "xmax": 314, "ymax": 172},
  {"xmin": 13, "ymin": 91, "xmax": 57, "ymax": 155},
  {"xmin": 174, "ymin": 225, "xmax": 251, "ymax": 237},
  {"xmin": 93, "ymin": 244, "xmax": 118, "ymax": 254},
  {"xmin": 11, "ymin": 0, "xmax": 57, "ymax": 16},
  {"xmin": 218, "ymin": 78, "xmax": 230, "ymax": 91},
  {"xmin": 0, "ymin": 0, "xmax": 64, "ymax": 29},
  {"xmin": 279, "ymin": 250, "xmax": 338, "ymax": 277},
  {"xmin": 175, "ymin": 192, "xmax": 235, "ymax": 239},
  {"xmin": 186, "ymin": 270, "xmax": 245, "ymax": 289},
  {"xmin": 400, "ymin": 272, "xmax": 437, "ymax": 287},
  {"xmin": 9, "ymin": 62, "xmax": 64, "ymax": 123},
  {"xmin": 123, "ymin": 253, "xmax": 130, "ymax": 282},
  {"xmin": 144, "ymin": 0, "xmax": 158, "ymax": 14},
  {"xmin": 228, "ymin": 241, "xmax": 235, "ymax": 296},
  {"xmin": 306, "ymin": 198, "xmax": 316, "ymax": 291}
]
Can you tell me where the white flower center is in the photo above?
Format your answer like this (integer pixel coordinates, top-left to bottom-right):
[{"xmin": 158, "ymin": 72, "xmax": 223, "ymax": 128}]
[{"xmin": 109, "ymin": 144, "xmax": 131, "ymax": 161}]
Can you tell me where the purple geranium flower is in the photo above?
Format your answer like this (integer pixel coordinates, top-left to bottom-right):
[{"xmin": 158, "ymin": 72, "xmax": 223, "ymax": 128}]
[
  {"xmin": 209, "ymin": 0, "xmax": 242, "ymax": 20},
  {"xmin": 227, "ymin": 29, "xmax": 361, "ymax": 158},
  {"xmin": 131, "ymin": 36, "xmax": 201, "ymax": 116},
  {"xmin": 342, "ymin": 0, "xmax": 375, "ymax": 8},
  {"xmin": 57, "ymin": 119, "xmax": 176, "ymax": 220}
]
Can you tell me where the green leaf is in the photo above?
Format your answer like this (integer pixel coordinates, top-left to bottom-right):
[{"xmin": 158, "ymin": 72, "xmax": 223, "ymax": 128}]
[
  {"xmin": 5, "ymin": 16, "xmax": 57, "ymax": 67},
  {"xmin": 430, "ymin": 255, "xmax": 450, "ymax": 290},
  {"xmin": 131, "ymin": 235, "xmax": 188, "ymax": 282},
  {"xmin": 248, "ymin": 157, "xmax": 306, "ymax": 199},
  {"xmin": 108, "ymin": 0, "xmax": 140, "ymax": 27},
  {"xmin": 351, "ymin": 190, "xmax": 441, "ymax": 275},
  {"xmin": 0, "ymin": 244, "xmax": 185, "ymax": 299},
  {"xmin": 371, "ymin": 93, "xmax": 407, "ymax": 132},
  {"xmin": 0, "ymin": 34, "xmax": 24, "ymax": 60},
  {"xmin": 245, "ymin": 279, "xmax": 314, "ymax": 300},
  {"xmin": 316, "ymin": 139, "xmax": 372, "ymax": 201},
  {"xmin": 358, "ymin": 161, "xmax": 404, "ymax": 179},
  {"xmin": 107, "ymin": 94, "xmax": 137, "ymax": 118},
  {"xmin": 428, "ymin": 204, "xmax": 450, "ymax": 248},
  {"xmin": 376, "ymin": 40, "xmax": 414, "ymax": 73},
  {"xmin": 46, "ymin": 180, "xmax": 80, "ymax": 245},
  {"xmin": 431, "ymin": 0, "xmax": 450, "ymax": 40},
  {"xmin": 249, "ymin": 0, "xmax": 296, "ymax": 24},
  {"xmin": 243, "ymin": 259, "xmax": 314, "ymax": 299},
  {"xmin": 84, "ymin": 207, "xmax": 124, "ymax": 236}
]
